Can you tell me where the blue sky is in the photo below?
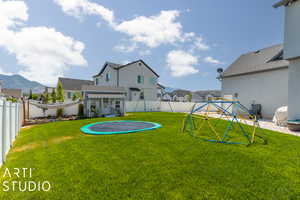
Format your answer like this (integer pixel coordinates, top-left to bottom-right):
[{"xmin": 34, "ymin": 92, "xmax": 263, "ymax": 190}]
[{"xmin": 0, "ymin": 0, "xmax": 284, "ymax": 90}]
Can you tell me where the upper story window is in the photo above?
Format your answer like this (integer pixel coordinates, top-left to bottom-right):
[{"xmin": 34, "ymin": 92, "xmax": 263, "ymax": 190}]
[
  {"xmin": 137, "ymin": 75, "xmax": 144, "ymax": 84},
  {"xmin": 106, "ymin": 73, "xmax": 110, "ymax": 82}
]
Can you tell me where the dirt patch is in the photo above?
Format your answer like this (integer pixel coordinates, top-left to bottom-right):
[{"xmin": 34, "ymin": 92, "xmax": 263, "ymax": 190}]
[
  {"xmin": 11, "ymin": 143, "xmax": 40, "ymax": 153},
  {"xmin": 11, "ymin": 136, "xmax": 75, "ymax": 153},
  {"xmin": 50, "ymin": 136, "xmax": 74, "ymax": 144},
  {"xmin": 21, "ymin": 125, "xmax": 35, "ymax": 130}
]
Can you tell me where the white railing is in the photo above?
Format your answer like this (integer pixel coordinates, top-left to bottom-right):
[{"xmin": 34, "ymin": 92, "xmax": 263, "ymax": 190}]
[{"xmin": 0, "ymin": 98, "xmax": 23, "ymax": 166}]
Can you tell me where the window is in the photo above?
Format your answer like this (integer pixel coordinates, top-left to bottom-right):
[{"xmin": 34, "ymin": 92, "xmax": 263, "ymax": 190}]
[
  {"xmin": 95, "ymin": 78, "xmax": 99, "ymax": 85},
  {"xmin": 106, "ymin": 73, "xmax": 110, "ymax": 82},
  {"xmin": 67, "ymin": 92, "xmax": 72, "ymax": 99},
  {"xmin": 140, "ymin": 92, "xmax": 144, "ymax": 100},
  {"xmin": 137, "ymin": 75, "xmax": 144, "ymax": 84}
]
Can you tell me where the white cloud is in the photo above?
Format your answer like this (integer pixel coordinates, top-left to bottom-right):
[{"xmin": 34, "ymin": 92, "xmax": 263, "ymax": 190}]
[
  {"xmin": 114, "ymin": 43, "xmax": 137, "ymax": 53},
  {"xmin": 0, "ymin": 0, "xmax": 28, "ymax": 29},
  {"xmin": 0, "ymin": 0, "xmax": 87, "ymax": 86},
  {"xmin": 204, "ymin": 56, "xmax": 222, "ymax": 65},
  {"xmin": 194, "ymin": 37, "xmax": 210, "ymax": 51},
  {"xmin": 115, "ymin": 10, "xmax": 185, "ymax": 48},
  {"xmin": 166, "ymin": 50, "xmax": 199, "ymax": 77},
  {"xmin": 54, "ymin": 0, "xmax": 115, "ymax": 26},
  {"xmin": 54, "ymin": 1, "xmax": 212, "ymax": 52}
]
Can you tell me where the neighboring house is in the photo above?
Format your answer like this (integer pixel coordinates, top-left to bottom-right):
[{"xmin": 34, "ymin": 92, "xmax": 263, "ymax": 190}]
[
  {"xmin": 58, "ymin": 77, "xmax": 94, "ymax": 102},
  {"xmin": 172, "ymin": 94, "xmax": 189, "ymax": 102},
  {"xmin": 273, "ymin": 0, "xmax": 300, "ymax": 121},
  {"xmin": 193, "ymin": 90, "xmax": 222, "ymax": 102},
  {"xmin": 1, "ymin": 88, "xmax": 22, "ymax": 99},
  {"xmin": 170, "ymin": 90, "xmax": 191, "ymax": 102},
  {"xmin": 220, "ymin": 44, "xmax": 289, "ymax": 118},
  {"xmin": 0, "ymin": 80, "xmax": 22, "ymax": 99},
  {"xmin": 56, "ymin": 60, "xmax": 161, "ymax": 117},
  {"xmin": 221, "ymin": 0, "xmax": 300, "ymax": 119},
  {"xmin": 44, "ymin": 86, "xmax": 56, "ymax": 94},
  {"xmin": 57, "ymin": 77, "xmax": 126, "ymax": 117},
  {"xmin": 191, "ymin": 93, "xmax": 202, "ymax": 103},
  {"xmin": 93, "ymin": 60, "xmax": 160, "ymax": 101},
  {"xmin": 157, "ymin": 83, "xmax": 165, "ymax": 101},
  {"xmin": 162, "ymin": 93, "xmax": 172, "ymax": 101}
]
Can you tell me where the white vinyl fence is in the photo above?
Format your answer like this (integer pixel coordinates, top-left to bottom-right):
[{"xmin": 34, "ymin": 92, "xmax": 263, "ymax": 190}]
[
  {"xmin": 0, "ymin": 98, "xmax": 23, "ymax": 166},
  {"xmin": 28, "ymin": 101, "xmax": 221, "ymax": 118},
  {"xmin": 125, "ymin": 101, "xmax": 216, "ymax": 113}
]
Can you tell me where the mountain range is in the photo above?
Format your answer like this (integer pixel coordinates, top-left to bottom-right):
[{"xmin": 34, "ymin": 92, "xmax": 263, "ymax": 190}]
[{"xmin": 0, "ymin": 74, "xmax": 45, "ymax": 94}]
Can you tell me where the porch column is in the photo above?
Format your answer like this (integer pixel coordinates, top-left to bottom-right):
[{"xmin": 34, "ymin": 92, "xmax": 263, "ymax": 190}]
[{"xmin": 288, "ymin": 58, "xmax": 300, "ymax": 120}]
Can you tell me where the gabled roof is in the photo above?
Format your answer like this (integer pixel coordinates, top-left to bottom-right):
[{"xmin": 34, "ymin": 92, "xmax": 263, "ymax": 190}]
[
  {"xmin": 223, "ymin": 44, "xmax": 289, "ymax": 78},
  {"xmin": 93, "ymin": 60, "xmax": 159, "ymax": 78},
  {"xmin": 93, "ymin": 62, "xmax": 122, "ymax": 78},
  {"xmin": 58, "ymin": 77, "xmax": 93, "ymax": 91},
  {"xmin": 273, "ymin": 0, "xmax": 299, "ymax": 8},
  {"xmin": 157, "ymin": 83, "xmax": 165, "ymax": 89}
]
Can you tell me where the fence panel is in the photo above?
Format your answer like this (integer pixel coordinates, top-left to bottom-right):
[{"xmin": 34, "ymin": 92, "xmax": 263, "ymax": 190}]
[
  {"xmin": 0, "ymin": 100, "xmax": 3, "ymax": 165},
  {"xmin": 0, "ymin": 99, "xmax": 23, "ymax": 166}
]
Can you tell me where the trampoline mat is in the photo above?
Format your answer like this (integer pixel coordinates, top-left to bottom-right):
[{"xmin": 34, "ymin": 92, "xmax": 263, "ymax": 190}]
[{"xmin": 81, "ymin": 121, "xmax": 161, "ymax": 135}]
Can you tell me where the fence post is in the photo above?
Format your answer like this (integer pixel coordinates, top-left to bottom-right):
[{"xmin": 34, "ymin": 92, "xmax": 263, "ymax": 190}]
[
  {"xmin": 9, "ymin": 101, "xmax": 14, "ymax": 145},
  {"xmin": 2, "ymin": 100, "xmax": 7, "ymax": 162},
  {"xmin": 15, "ymin": 103, "xmax": 18, "ymax": 136}
]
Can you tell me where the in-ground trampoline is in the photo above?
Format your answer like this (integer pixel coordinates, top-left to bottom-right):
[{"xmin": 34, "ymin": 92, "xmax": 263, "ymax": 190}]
[{"xmin": 81, "ymin": 120, "xmax": 162, "ymax": 135}]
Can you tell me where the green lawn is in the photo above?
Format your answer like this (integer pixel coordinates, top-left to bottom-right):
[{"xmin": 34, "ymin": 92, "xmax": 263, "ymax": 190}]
[{"xmin": 1, "ymin": 112, "xmax": 300, "ymax": 200}]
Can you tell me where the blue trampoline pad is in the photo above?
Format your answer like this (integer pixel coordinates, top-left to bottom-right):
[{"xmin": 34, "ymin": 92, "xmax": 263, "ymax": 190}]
[{"xmin": 81, "ymin": 120, "xmax": 162, "ymax": 135}]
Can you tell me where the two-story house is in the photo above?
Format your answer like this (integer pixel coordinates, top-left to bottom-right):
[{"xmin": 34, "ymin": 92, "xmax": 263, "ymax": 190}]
[
  {"xmin": 93, "ymin": 60, "xmax": 160, "ymax": 101},
  {"xmin": 56, "ymin": 60, "xmax": 161, "ymax": 117}
]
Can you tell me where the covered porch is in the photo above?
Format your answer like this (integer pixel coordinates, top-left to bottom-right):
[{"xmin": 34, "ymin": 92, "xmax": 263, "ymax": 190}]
[{"xmin": 82, "ymin": 85, "xmax": 126, "ymax": 117}]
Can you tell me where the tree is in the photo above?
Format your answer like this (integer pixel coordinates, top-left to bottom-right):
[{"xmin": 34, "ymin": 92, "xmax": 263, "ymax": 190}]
[
  {"xmin": 72, "ymin": 92, "xmax": 83, "ymax": 102},
  {"xmin": 56, "ymin": 81, "xmax": 64, "ymax": 103},
  {"xmin": 188, "ymin": 93, "xmax": 192, "ymax": 102},
  {"xmin": 29, "ymin": 89, "xmax": 33, "ymax": 99},
  {"xmin": 41, "ymin": 92, "xmax": 49, "ymax": 104},
  {"xmin": 51, "ymin": 89, "xmax": 57, "ymax": 103}
]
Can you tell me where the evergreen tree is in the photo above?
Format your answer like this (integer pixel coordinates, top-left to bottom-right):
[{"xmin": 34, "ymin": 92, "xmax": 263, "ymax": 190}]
[
  {"xmin": 56, "ymin": 81, "xmax": 64, "ymax": 102},
  {"xmin": 51, "ymin": 89, "xmax": 57, "ymax": 103}
]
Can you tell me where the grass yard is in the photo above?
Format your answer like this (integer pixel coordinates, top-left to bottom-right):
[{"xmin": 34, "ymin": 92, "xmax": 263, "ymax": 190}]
[{"xmin": 1, "ymin": 112, "xmax": 300, "ymax": 200}]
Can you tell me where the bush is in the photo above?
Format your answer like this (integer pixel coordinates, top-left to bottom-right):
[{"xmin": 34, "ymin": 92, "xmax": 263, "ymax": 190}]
[
  {"xmin": 56, "ymin": 108, "xmax": 64, "ymax": 118},
  {"xmin": 78, "ymin": 104, "xmax": 84, "ymax": 118}
]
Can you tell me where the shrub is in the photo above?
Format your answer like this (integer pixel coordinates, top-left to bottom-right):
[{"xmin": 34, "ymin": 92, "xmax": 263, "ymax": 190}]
[{"xmin": 56, "ymin": 108, "xmax": 64, "ymax": 119}]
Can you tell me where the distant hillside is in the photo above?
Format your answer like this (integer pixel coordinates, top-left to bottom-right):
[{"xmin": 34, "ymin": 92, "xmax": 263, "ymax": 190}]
[{"xmin": 0, "ymin": 74, "xmax": 45, "ymax": 94}]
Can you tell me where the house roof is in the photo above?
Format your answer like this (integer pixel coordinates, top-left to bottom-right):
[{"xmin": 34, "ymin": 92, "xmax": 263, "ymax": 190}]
[
  {"xmin": 81, "ymin": 85, "xmax": 126, "ymax": 93},
  {"xmin": 273, "ymin": 0, "xmax": 299, "ymax": 8},
  {"xmin": 58, "ymin": 77, "xmax": 93, "ymax": 91},
  {"xmin": 223, "ymin": 44, "xmax": 289, "ymax": 78},
  {"xmin": 2, "ymin": 88, "xmax": 22, "ymax": 98},
  {"xmin": 93, "ymin": 60, "xmax": 159, "ymax": 78},
  {"xmin": 194, "ymin": 90, "xmax": 222, "ymax": 98},
  {"xmin": 157, "ymin": 83, "xmax": 165, "ymax": 89}
]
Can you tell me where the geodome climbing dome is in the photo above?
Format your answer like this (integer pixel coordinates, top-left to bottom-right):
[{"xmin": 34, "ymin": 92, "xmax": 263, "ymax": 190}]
[{"xmin": 182, "ymin": 99, "xmax": 267, "ymax": 146}]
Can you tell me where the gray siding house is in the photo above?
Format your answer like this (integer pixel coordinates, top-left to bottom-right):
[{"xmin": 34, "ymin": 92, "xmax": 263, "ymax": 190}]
[
  {"xmin": 57, "ymin": 60, "xmax": 161, "ymax": 117},
  {"xmin": 221, "ymin": 44, "xmax": 289, "ymax": 118},
  {"xmin": 93, "ymin": 60, "xmax": 159, "ymax": 101}
]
